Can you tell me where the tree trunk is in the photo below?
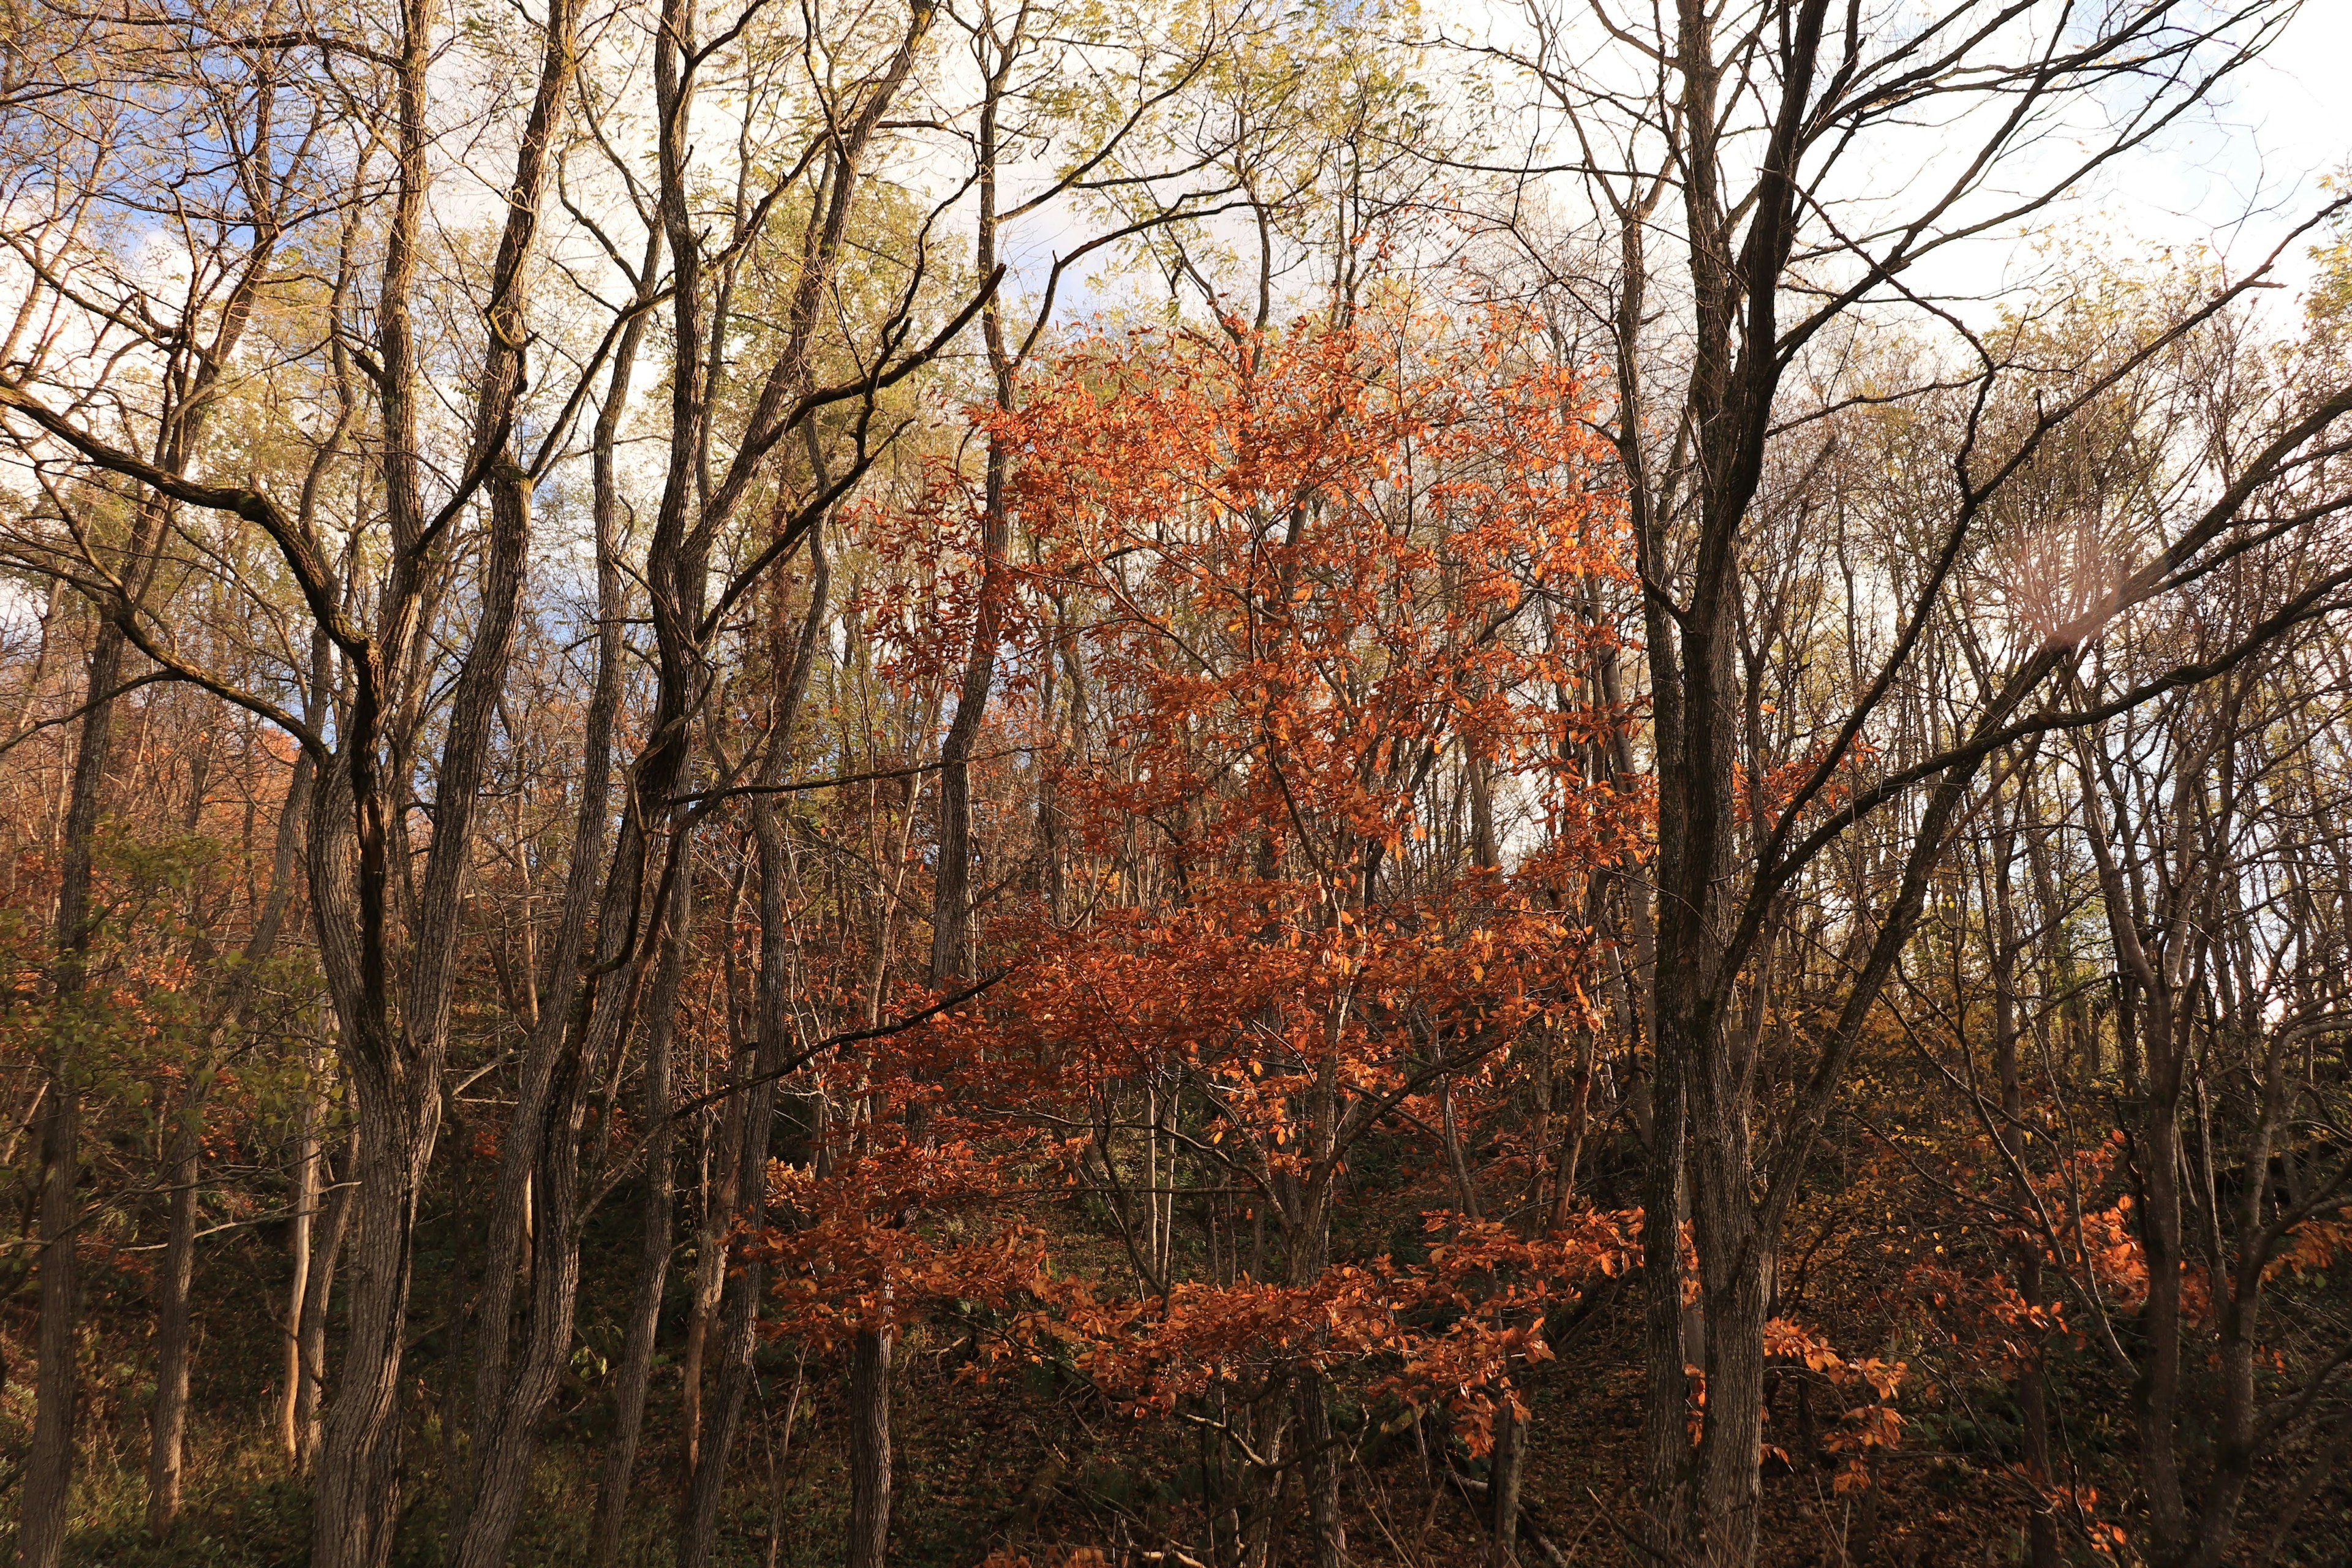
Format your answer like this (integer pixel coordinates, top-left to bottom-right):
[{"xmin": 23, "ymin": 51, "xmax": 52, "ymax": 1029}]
[
  {"xmin": 1688, "ymin": 1231, "xmax": 1770, "ymax": 1566},
  {"xmin": 17, "ymin": 1081, "xmax": 79, "ymax": 1568},
  {"xmin": 1294, "ymin": 1368, "xmax": 1343, "ymax": 1568},
  {"xmin": 309, "ymin": 1094, "xmax": 435, "ymax": 1568},
  {"xmin": 20, "ymin": 603, "xmax": 135, "ymax": 1568},
  {"xmin": 293, "ymin": 1132, "xmax": 356, "ymax": 1473},
  {"xmin": 145, "ymin": 1131, "xmax": 201, "ymax": 1536},
  {"xmin": 1991, "ymin": 813, "xmax": 2059, "ymax": 1568},
  {"xmin": 1487, "ymin": 1401, "xmax": 1524, "ymax": 1567},
  {"xmin": 676, "ymin": 1069, "xmax": 782, "ymax": 1568},
  {"xmin": 2138, "ymin": 1071, "xmax": 2190, "ymax": 1560},
  {"xmin": 846, "ymin": 1327, "xmax": 895, "ymax": 1568},
  {"xmin": 680, "ymin": 1132, "xmax": 733, "ymax": 1476},
  {"xmin": 581, "ymin": 224, "xmax": 668, "ymax": 1568},
  {"xmin": 280, "ymin": 1065, "xmax": 322, "ymax": 1464},
  {"xmin": 1638, "ymin": 1054, "xmax": 1689, "ymax": 1560},
  {"xmin": 587, "ymin": 876, "xmax": 690, "ymax": 1568},
  {"xmin": 678, "ymin": 763, "xmax": 802, "ymax": 1568}
]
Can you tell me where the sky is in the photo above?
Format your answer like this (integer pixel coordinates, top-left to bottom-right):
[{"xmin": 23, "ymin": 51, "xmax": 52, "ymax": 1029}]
[
  {"xmin": 1423, "ymin": 1, "xmax": 2351, "ymax": 297},
  {"xmin": 2100, "ymin": 1, "xmax": 2352, "ymax": 286}
]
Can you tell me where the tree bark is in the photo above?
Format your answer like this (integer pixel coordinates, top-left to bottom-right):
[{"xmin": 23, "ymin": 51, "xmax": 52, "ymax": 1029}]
[
  {"xmin": 145, "ymin": 1131, "xmax": 200, "ymax": 1536},
  {"xmin": 1294, "ymin": 1368, "xmax": 1343, "ymax": 1568},
  {"xmin": 1638, "ymin": 1052, "xmax": 1689, "ymax": 1560},
  {"xmin": 1487, "ymin": 1401, "xmax": 1525, "ymax": 1567},
  {"xmin": 586, "ymin": 872, "xmax": 692, "ymax": 1568},
  {"xmin": 19, "ymin": 601, "xmax": 134, "ymax": 1568},
  {"xmin": 676, "ymin": 918, "xmax": 786, "ymax": 1568},
  {"xmin": 17, "ymin": 1074, "xmax": 79, "ymax": 1568},
  {"xmin": 293, "ymin": 1132, "xmax": 356, "ymax": 1474},
  {"xmin": 1991, "ymin": 808, "xmax": 2059, "ymax": 1568},
  {"xmin": 846, "ymin": 1325, "xmax": 895, "ymax": 1568},
  {"xmin": 280, "ymin": 1063, "xmax": 322, "ymax": 1464},
  {"xmin": 306, "ymin": 0, "xmax": 568, "ymax": 1545},
  {"xmin": 677, "ymin": 538, "xmax": 829, "ymax": 1566}
]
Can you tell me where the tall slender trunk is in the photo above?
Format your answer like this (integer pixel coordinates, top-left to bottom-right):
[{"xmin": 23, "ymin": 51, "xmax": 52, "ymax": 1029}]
[
  {"xmin": 2075, "ymin": 731, "xmax": 2193, "ymax": 1558},
  {"xmin": 908, "ymin": 198, "xmax": 1012, "ymax": 1532},
  {"xmin": 587, "ymin": 878, "xmax": 691, "ymax": 1568},
  {"xmin": 676, "ymin": 824, "xmax": 790, "ymax": 1568},
  {"xmin": 2139, "ymin": 1040, "xmax": 2190, "ymax": 1559},
  {"xmin": 581, "ymin": 244, "xmax": 665, "ymax": 1568},
  {"xmin": 17, "ymin": 1076, "xmax": 79, "ymax": 1568},
  {"xmin": 144, "ymin": 1131, "xmax": 200, "ymax": 1535},
  {"xmin": 928, "ymin": 0, "xmax": 1020, "ymax": 987},
  {"xmin": 1992, "ymin": 813, "xmax": 2059, "ymax": 1568},
  {"xmin": 1294, "ymin": 1368, "xmax": 1343, "ymax": 1568},
  {"xmin": 19, "ymin": 603, "xmax": 135, "ymax": 1568},
  {"xmin": 678, "ymin": 534, "xmax": 829, "ymax": 1568},
  {"xmin": 281, "ymin": 1060, "xmax": 323, "ymax": 1463},
  {"xmin": 153, "ymin": 693, "xmax": 314, "ymax": 1526},
  {"xmin": 680, "ymin": 1087, "xmax": 739, "ymax": 1474}
]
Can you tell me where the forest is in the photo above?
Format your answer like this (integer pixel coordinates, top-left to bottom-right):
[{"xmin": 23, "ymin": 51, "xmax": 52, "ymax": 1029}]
[{"xmin": 1, "ymin": 1, "xmax": 2350, "ymax": 1564}]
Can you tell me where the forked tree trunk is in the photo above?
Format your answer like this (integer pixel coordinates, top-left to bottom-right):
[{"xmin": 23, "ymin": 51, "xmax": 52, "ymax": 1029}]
[
  {"xmin": 580, "ymin": 239, "xmax": 665, "ymax": 1568},
  {"xmin": 448, "ymin": 778, "xmax": 635, "ymax": 1568},
  {"xmin": 307, "ymin": 0, "xmax": 567, "ymax": 1535}
]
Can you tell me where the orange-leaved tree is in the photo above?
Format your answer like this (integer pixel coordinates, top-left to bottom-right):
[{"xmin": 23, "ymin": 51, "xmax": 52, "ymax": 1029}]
[{"xmin": 761, "ymin": 303, "xmax": 1648, "ymax": 1566}]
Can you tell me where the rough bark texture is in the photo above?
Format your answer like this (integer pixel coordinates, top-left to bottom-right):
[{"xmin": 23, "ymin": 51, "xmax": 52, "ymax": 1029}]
[
  {"xmin": 846, "ymin": 1327, "xmax": 895, "ymax": 1568},
  {"xmin": 1487, "ymin": 1402, "xmax": 1524, "ymax": 1566},
  {"xmin": 304, "ymin": 0, "xmax": 567, "ymax": 1548}
]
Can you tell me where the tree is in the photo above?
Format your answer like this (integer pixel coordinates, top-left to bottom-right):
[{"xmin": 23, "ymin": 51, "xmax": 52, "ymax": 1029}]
[
  {"xmin": 2, "ymin": 3, "xmax": 2351, "ymax": 1563},
  {"xmin": 764, "ymin": 300, "xmax": 1645, "ymax": 1564},
  {"xmin": 1470, "ymin": 4, "xmax": 2352, "ymax": 1557}
]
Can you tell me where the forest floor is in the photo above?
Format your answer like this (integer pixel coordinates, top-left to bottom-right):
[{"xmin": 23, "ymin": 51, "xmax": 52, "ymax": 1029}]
[{"xmin": 9, "ymin": 1136, "xmax": 2350, "ymax": 1566}]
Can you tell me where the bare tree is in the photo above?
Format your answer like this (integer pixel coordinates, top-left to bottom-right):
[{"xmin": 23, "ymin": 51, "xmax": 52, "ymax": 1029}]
[{"xmin": 1466, "ymin": 2, "xmax": 2352, "ymax": 1558}]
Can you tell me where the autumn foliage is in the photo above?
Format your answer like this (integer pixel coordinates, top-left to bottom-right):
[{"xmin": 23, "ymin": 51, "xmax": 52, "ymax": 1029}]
[
  {"xmin": 761, "ymin": 309, "xmax": 1651, "ymax": 1464},
  {"xmin": 9, "ymin": 15, "xmax": 2352, "ymax": 1556}
]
